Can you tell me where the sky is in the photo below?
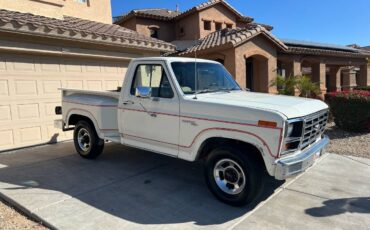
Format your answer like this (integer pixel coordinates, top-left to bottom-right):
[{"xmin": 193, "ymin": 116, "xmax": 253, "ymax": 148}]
[{"xmin": 111, "ymin": 0, "xmax": 370, "ymax": 46}]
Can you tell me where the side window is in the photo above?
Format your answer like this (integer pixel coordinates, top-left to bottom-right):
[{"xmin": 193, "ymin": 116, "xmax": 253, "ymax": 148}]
[{"xmin": 131, "ymin": 64, "xmax": 174, "ymax": 98}]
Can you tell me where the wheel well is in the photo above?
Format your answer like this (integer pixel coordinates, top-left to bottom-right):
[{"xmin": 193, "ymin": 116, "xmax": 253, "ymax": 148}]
[
  {"xmin": 68, "ymin": 114, "xmax": 95, "ymax": 128},
  {"xmin": 197, "ymin": 137, "xmax": 266, "ymax": 170}
]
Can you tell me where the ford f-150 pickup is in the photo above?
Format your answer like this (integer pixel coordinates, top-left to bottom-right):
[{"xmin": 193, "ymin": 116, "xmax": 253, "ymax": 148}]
[{"xmin": 56, "ymin": 57, "xmax": 329, "ymax": 206}]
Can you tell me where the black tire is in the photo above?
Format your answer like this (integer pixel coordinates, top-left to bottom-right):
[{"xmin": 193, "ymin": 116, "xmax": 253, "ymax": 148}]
[
  {"xmin": 204, "ymin": 145, "xmax": 266, "ymax": 206},
  {"xmin": 73, "ymin": 120, "xmax": 104, "ymax": 159}
]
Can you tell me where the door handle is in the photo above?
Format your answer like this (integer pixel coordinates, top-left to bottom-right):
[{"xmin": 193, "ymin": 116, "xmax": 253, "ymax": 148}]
[{"xmin": 123, "ymin": 100, "xmax": 134, "ymax": 105}]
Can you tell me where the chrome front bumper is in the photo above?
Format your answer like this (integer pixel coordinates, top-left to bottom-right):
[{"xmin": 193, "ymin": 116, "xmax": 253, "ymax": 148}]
[{"xmin": 274, "ymin": 135, "xmax": 329, "ymax": 180}]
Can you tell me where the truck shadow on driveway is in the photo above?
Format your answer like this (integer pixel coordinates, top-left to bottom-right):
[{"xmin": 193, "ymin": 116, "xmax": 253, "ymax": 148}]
[
  {"xmin": 305, "ymin": 197, "xmax": 370, "ymax": 217},
  {"xmin": 0, "ymin": 142, "xmax": 284, "ymax": 226}
]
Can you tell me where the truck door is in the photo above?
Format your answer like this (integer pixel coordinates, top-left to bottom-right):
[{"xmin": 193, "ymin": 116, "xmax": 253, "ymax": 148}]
[{"xmin": 119, "ymin": 61, "xmax": 180, "ymax": 156}]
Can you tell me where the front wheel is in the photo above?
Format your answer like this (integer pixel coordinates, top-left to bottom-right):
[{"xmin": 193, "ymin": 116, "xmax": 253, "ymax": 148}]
[
  {"xmin": 73, "ymin": 120, "xmax": 104, "ymax": 159},
  {"xmin": 204, "ymin": 146, "xmax": 266, "ymax": 206}
]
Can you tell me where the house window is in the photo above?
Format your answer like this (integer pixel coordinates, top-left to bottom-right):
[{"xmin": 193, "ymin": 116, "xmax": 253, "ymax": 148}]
[
  {"xmin": 74, "ymin": 0, "xmax": 87, "ymax": 4},
  {"xmin": 226, "ymin": 23, "xmax": 233, "ymax": 29},
  {"xmin": 74, "ymin": 0, "xmax": 90, "ymax": 6},
  {"xmin": 204, "ymin": 20, "xmax": 211, "ymax": 31},
  {"xmin": 180, "ymin": 27, "xmax": 185, "ymax": 36},
  {"xmin": 149, "ymin": 27, "xmax": 159, "ymax": 39},
  {"xmin": 215, "ymin": 22, "xmax": 222, "ymax": 31}
]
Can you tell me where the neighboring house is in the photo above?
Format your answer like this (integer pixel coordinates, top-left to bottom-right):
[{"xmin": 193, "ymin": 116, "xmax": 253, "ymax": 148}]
[
  {"xmin": 362, "ymin": 46, "xmax": 370, "ymax": 52},
  {"xmin": 115, "ymin": 0, "xmax": 370, "ymax": 93},
  {"xmin": 0, "ymin": 1, "xmax": 174, "ymax": 151},
  {"xmin": 0, "ymin": 0, "xmax": 112, "ymax": 23}
]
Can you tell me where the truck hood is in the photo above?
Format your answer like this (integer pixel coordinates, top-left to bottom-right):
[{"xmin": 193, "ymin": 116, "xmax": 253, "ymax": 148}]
[{"xmin": 194, "ymin": 91, "xmax": 328, "ymax": 119}]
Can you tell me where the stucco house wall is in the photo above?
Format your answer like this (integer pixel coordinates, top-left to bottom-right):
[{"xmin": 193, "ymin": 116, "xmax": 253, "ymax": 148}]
[
  {"xmin": 0, "ymin": 0, "xmax": 112, "ymax": 23},
  {"xmin": 198, "ymin": 4, "xmax": 237, "ymax": 38},
  {"xmin": 175, "ymin": 13, "xmax": 201, "ymax": 41},
  {"xmin": 135, "ymin": 18, "xmax": 176, "ymax": 42},
  {"xmin": 235, "ymin": 36, "xmax": 278, "ymax": 92}
]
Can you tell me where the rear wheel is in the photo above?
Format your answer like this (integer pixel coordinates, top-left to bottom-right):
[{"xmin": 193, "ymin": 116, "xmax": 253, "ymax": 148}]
[
  {"xmin": 73, "ymin": 120, "xmax": 104, "ymax": 159},
  {"xmin": 204, "ymin": 145, "xmax": 266, "ymax": 206}
]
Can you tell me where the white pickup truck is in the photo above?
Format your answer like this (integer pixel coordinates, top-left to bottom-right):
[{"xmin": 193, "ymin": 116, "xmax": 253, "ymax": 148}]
[{"xmin": 56, "ymin": 57, "xmax": 329, "ymax": 206}]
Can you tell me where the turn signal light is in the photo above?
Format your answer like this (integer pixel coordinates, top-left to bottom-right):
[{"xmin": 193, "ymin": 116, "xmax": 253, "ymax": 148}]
[{"xmin": 258, "ymin": 120, "xmax": 277, "ymax": 128}]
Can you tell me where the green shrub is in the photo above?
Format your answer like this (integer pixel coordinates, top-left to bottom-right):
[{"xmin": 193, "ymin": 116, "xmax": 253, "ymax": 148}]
[
  {"xmin": 296, "ymin": 76, "xmax": 321, "ymax": 98},
  {"xmin": 353, "ymin": 86, "xmax": 370, "ymax": 91},
  {"xmin": 270, "ymin": 75, "xmax": 321, "ymax": 98},
  {"xmin": 270, "ymin": 75, "xmax": 296, "ymax": 95},
  {"xmin": 325, "ymin": 91, "xmax": 370, "ymax": 132}
]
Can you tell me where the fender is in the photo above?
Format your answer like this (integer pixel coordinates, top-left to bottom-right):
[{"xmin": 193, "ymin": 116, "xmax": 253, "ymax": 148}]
[
  {"xmin": 65, "ymin": 108, "xmax": 104, "ymax": 139},
  {"xmin": 178, "ymin": 127, "xmax": 277, "ymax": 173}
]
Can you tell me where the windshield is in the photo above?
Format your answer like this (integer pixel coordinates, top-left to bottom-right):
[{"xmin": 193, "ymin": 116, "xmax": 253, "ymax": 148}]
[{"xmin": 171, "ymin": 62, "xmax": 241, "ymax": 94}]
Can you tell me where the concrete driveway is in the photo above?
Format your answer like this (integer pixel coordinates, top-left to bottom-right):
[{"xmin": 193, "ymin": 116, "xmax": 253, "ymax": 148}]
[{"xmin": 0, "ymin": 142, "xmax": 369, "ymax": 230}]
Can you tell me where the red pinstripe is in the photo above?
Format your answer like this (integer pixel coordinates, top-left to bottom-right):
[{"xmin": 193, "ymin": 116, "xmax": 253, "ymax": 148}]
[{"xmin": 65, "ymin": 102, "xmax": 284, "ymax": 158}]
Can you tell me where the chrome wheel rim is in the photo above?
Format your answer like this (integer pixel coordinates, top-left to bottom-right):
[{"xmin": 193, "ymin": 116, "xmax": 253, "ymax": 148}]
[
  {"xmin": 77, "ymin": 128, "xmax": 91, "ymax": 152},
  {"xmin": 213, "ymin": 159, "xmax": 246, "ymax": 195}
]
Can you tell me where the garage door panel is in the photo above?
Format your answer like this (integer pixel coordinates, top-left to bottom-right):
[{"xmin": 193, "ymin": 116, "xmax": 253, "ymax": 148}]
[
  {"xmin": 40, "ymin": 59, "xmax": 61, "ymax": 72},
  {"xmin": 0, "ymin": 80, "xmax": 9, "ymax": 95},
  {"xmin": 0, "ymin": 130, "xmax": 14, "ymax": 148},
  {"xmin": 43, "ymin": 80, "xmax": 62, "ymax": 94},
  {"xmin": 17, "ymin": 103, "xmax": 40, "ymax": 120},
  {"xmin": 14, "ymin": 80, "xmax": 38, "ymax": 95},
  {"xmin": 87, "ymin": 80, "xmax": 102, "ymax": 91},
  {"xmin": 105, "ymin": 80, "xmax": 120, "ymax": 90},
  {"xmin": 44, "ymin": 102, "xmax": 61, "ymax": 117},
  {"xmin": 0, "ymin": 57, "xmax": 5, "ymax": 70},
  {"xmin": 8, "ymin": 57, "xmax": 36, "ymax": 72},
  {"xmin": 66, "ymin": 80, "xmax": 83, "ymax": 89},
  {"xmin": 0, "ymin": 105, "xmax": 11, "ymax": 121},
  {"xmin": 85, "ymin": 61, "xmax": 102, "ymax": 73},
  {"xmin": 64, "ymin": 60, "xmax": 82, "ymax": 73},
  {"xmin": 103, "ymin": 64, "xmax": 119, "ymax": 74},
  {"xmin": 19, "ymin": 126, "xmax": 42, "ymax": 143}
]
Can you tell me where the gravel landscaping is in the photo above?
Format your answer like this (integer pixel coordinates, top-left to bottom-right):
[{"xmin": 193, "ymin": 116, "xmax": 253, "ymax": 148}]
[
  {"xmin": 0, "ymin": 199, "xmax": 47, "ymax": 230},
  {"xmin": 326, "ymin": 122, "xmax": 370, "ymax": 159}
]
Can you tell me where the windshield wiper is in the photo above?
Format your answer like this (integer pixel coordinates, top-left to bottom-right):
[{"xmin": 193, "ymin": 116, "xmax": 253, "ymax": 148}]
[
  {"xmin": 196, "ymin": 89, "xmax": 216, "ymax": 94},
  {"xmin": 195, "ymin": 87, "xmax": 240, "ymax": 94}
]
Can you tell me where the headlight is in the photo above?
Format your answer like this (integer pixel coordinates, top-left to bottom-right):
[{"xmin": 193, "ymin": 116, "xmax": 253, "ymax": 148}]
[
  {"xmin": 281, "ymin": 119, "xmax": 304, "ymax": 156},
  {"xmin": 286, "ymin": 123, "xmax": 294, "ymax": 137},
  {"xmin": 284, "ymin": 120, "xmax": 303, "ymax": 138}
]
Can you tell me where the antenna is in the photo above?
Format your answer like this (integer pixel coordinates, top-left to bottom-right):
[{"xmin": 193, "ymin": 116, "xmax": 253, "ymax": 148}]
[{"xmin": 193, "ymin": 50, "xmax": 198, "ymax": 99}]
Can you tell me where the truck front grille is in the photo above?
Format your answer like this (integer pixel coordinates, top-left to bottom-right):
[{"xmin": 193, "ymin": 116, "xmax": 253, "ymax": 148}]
[{"xmin": 301, "ymin": 110, "xmax": 329, "ymax": 150}]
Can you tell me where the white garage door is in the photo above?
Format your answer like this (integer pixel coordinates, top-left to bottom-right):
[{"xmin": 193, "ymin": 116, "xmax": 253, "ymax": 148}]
[{"xmin": 0, "ymin": 52, "xmax": 128, "ymax": 151}]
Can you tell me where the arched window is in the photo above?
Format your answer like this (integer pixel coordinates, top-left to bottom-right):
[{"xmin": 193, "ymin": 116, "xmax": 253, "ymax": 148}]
[{"xmin": 149, "ymin": 26, "xmax": 159, "ymax": 39}]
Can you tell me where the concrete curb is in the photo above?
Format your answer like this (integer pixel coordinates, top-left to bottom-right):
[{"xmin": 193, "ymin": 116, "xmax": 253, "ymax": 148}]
[{"xmin": 0, "ymin": 191, "xmax": 57, "ymax": 229}]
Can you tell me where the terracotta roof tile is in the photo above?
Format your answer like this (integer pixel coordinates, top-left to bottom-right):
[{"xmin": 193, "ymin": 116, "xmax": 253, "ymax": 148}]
[
  {"xmin": 114, "ymin": 8, "xmax": 180, "ymax": 23},
  {"xmin": 0, "ymin": 9, "xmax": 175, "ymax": 52},
  {"xmin": 178, "ymin": 25, "xmax": 287, "ymax": 55},
  {"xmin": 115, "ymin": 0, "xmax": 253, "ymax": 24}
]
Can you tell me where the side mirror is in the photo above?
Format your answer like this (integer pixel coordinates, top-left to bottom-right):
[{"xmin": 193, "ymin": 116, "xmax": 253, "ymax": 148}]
[{"xmin": 135, "ymin": 86, "xmax": 152, "ymax": 98}]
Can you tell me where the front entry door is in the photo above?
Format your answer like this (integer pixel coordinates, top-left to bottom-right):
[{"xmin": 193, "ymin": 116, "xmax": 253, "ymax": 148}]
[
  {"xmin": 246, "ymin": 57, "xmax": 254, "ymax": 91},
  {"xmin": 120, "ymin": 62, "xmax": 180, "ymax": 156}
]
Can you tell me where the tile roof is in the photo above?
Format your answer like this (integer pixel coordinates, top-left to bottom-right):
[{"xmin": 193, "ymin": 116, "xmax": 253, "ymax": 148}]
[
  {"xmin": 177, "ymin": 25, "xmax": 287, "ymax": 55},
  {"xmin": 175, "ymin": 0, "xmax": 253, "ymax": 22},
  {"xmin": 115, "ymin": 0, "xmax": 253, "ymax": 24},
  {"xmin": 114, "ymin": 9, "xmax": 180, "ymax": 23},
  {"xmin": 0, "ymin": 9, "xmax": 175, "ymax": 52},
  {"xmin": 282, "ymin": 39, "xmax": 370, "ymax": 58}
]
